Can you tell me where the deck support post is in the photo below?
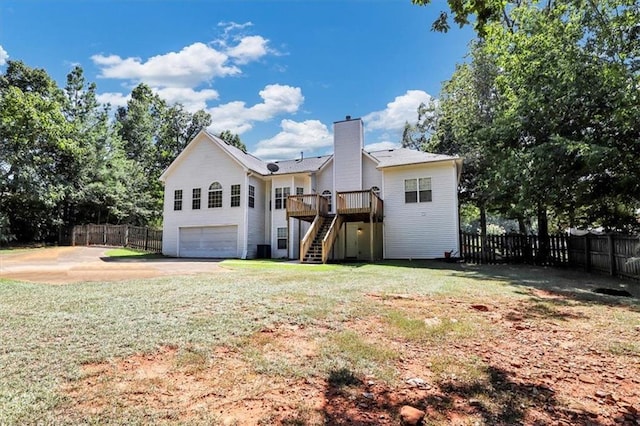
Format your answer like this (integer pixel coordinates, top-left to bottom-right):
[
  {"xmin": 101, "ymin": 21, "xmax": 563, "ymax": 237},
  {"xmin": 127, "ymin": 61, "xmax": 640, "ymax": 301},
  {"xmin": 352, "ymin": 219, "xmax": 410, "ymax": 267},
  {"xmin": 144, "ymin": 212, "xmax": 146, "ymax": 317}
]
[{"xmin": 370, "ymin": 213, "xmax": 374, "ymax": 261}]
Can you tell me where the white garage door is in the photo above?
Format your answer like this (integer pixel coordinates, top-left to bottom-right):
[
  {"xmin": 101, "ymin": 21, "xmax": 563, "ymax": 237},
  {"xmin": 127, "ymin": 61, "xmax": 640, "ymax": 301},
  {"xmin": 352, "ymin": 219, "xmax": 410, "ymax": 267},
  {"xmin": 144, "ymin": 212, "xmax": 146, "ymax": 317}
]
[{"xmin": 179, "ymin": 226, "xmax": 238, "ymax": 258}]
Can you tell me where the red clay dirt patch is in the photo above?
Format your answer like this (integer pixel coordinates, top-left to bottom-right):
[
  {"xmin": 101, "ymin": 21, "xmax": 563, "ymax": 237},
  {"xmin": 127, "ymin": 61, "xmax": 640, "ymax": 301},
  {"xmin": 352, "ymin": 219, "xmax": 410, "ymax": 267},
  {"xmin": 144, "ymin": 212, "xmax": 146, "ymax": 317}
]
[
  {"xmin": 58, "ymin": 291, "xmax": 640, "ymax": 425},
  {"xmin": 62, "ymin": 345, "xmax": 327, "ymax": 425}
]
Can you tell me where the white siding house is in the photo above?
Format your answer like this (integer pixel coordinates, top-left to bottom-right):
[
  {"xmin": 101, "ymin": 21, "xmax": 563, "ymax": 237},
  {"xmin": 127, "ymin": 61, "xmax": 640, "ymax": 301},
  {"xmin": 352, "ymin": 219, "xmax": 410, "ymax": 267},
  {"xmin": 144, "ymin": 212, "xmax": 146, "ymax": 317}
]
[{"xmin": 160, "ymin": 116, "xmax": 462, "ymax": 262}]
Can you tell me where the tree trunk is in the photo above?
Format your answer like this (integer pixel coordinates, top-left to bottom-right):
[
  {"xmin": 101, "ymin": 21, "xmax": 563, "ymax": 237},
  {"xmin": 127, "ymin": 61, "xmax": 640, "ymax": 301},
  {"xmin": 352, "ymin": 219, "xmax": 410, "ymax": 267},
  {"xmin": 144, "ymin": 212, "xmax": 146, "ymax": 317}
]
[
  {"xmin": 537, "ymin": 203, "xmax": 550, "ymax": 264},
  {"xmin": 518, "ymin": 216, "xmax": 527, "ymax": 234}
]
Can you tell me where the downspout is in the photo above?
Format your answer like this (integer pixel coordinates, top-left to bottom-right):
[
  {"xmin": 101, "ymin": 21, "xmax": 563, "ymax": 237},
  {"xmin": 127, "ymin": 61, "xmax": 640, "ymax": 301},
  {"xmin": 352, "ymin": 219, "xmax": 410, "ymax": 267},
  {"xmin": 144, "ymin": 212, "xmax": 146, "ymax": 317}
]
[
  {"xmin": 242, "ymin": 171, "xmax": 251, "ymax": 259},
  {"xmin": 381, "ymin": 169, "xmax": 386, "ymax": 260},
  {"xmin": 455, "ymin": 160, "xmax": 462, "ymax": 256}
]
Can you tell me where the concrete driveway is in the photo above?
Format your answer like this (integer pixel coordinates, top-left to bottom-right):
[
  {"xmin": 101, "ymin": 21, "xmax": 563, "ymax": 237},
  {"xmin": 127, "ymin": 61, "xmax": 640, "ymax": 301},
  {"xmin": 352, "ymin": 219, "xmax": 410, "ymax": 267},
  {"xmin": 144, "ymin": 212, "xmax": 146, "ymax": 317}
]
[{"xmin": 0, "ymin": 246, "xmax": 228, "ymax": 284}]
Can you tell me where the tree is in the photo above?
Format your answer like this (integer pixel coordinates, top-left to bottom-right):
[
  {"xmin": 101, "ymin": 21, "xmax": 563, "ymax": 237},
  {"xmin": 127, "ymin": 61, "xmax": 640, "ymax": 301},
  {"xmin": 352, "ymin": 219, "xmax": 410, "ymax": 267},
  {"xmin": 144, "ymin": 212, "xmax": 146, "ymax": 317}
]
[
  {"xmin": 411, "ymin": 0, "xmax": 516, "ymax": 35},
  {"xmin": 415, "ymin": 43, "xmax": 505, "ymax": 248},
  {"xmin": 218, "ymin": 130, "xmax": 246, "ymax": 152},
  {"xmin": 413, "ymin": 0, "xmax": 640, "ymax": 232},
  {"xmin": 0, "ymin": 61, "xmax": 77, "ymax": 241},
  {"xmin": 115, "ymin": 84, "xmax": 212, "ymax": 225},
  {"xmin": 157, "ymin": 105, "xmax": 211, "ymax": 172}
]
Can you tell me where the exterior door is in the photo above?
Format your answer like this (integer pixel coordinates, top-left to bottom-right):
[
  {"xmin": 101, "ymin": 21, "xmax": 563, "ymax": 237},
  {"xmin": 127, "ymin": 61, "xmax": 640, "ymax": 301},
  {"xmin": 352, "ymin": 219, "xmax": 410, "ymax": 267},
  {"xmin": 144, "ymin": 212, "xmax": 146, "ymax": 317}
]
[{"xmin": 346, "ymin": 223, "xmax": 359, "ymax": 258}]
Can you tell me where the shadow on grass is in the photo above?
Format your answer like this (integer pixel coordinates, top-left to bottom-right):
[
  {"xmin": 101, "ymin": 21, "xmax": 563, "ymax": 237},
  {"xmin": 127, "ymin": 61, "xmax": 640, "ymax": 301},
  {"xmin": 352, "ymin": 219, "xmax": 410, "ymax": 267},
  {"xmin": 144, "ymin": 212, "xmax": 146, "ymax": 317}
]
[
  {"xmin": 378, "ymin": 259, "xmax": 640, "ymax": 309},
  {"xmin": 320, "ymin": 366, "xmax": 608, "ymax": 425},
  {"xmin": 99, "ymin": 253, "xmax": 168, "ymax": 262},
  {"xmin": 99, "ymin": 254, "xmax": 225, "ymax": 264}
]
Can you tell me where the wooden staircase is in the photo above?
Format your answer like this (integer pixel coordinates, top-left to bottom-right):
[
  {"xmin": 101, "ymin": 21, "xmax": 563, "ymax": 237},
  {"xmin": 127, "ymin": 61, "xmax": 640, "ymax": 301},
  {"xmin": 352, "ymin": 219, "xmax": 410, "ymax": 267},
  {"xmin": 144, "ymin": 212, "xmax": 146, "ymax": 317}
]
[{"xmin": 302, "ymin": 215, "xmax": 334, "ymax": 263}]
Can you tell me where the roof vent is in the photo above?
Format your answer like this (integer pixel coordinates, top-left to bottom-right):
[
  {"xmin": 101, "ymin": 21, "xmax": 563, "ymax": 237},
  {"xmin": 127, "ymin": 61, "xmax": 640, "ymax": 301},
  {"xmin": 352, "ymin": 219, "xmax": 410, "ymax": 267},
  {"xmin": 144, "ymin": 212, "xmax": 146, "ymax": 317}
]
[
  {"xmin": 345, "ymin": 115, "xmax": 351, "ymax": 121},
  {"xmin": 267, "ymin": 163, "xmax": 280, "ymax": 173}
]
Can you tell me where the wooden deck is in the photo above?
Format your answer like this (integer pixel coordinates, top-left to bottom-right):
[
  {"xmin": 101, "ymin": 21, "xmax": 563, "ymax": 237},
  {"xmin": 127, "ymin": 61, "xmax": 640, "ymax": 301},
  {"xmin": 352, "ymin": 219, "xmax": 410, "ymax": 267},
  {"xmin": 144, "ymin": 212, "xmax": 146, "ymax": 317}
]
[
  {"xmin": 286, "ymin": 194, "xmax": 329, "ymax": 221},
  {"xmin": 336, "ymin": 190, "xmax": 383, "ymax": 222},
  {"xmin": 287, "ymin": 190, "xmax": 383, "ymax": 222}
]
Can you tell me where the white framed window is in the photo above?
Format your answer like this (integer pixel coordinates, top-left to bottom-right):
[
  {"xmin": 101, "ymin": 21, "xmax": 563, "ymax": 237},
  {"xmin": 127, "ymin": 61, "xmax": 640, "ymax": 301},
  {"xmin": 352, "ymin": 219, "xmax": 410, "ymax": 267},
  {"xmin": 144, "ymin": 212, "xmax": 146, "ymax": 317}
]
[
  {"xmin": 208, "ymin": 182, "xmax": 222, "ymax": 208},
  {"xmin": 405, "ymin": 178, "xmax": 432, "ymax": 203},
  {"xmin": 230, "ymin": 184, "xmax": 241, "ymax": 207},
  {"xmin": 248, "ymin": 185, "xmax": 255, "ymax": 208},
  {"xmin": 192, "ymin": 188, "xmax": 201, "ymax": 210},
  {"xmin": 322, "ymin": 190, "xmax": 332, "ymax": 211},
  {"xmin": 174, "ymin": 190, "xmax": 183, "ymax": 211},
  {"xmin": 277, "ymin": 227, "xmax": 287, "ymax": 250},
  {"xmin": 275, "ymin": 187, "xmax": 290, "ymax": 210},
  {"xmin": 296, "ymin": 187, "xmax": 304, "ymax": 196}
]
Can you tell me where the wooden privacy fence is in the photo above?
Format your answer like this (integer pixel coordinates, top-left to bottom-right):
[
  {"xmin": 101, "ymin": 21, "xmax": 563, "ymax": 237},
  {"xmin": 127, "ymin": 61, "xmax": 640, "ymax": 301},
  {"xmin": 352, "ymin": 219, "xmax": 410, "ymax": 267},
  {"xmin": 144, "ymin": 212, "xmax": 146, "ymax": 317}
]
[
  {"xmin": 568, "ymin": 234, "xmax": 640, "ymax": 280},
  {"xmin": 71, "ymin": 224, "xmax": 162, "ymax": 253},
  {"xmin": 460, "ymin": 232, "xmax": 569, "ymax": 265},
  {"xmin": 460, "ymin": 231, "xmax": 640, "ymax": 280}
]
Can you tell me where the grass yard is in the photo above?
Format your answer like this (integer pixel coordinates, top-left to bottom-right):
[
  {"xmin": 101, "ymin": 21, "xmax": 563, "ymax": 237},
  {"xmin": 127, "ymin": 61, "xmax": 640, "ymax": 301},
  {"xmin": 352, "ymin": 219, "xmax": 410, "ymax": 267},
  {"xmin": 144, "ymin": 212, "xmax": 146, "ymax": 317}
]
[
  {"xmin": 104, "ymin": 248, "xmax": 166, "ymax": 259},
  {"xmin": 0, "ymin": 260, "xmax": 638, "ymax": 425}
]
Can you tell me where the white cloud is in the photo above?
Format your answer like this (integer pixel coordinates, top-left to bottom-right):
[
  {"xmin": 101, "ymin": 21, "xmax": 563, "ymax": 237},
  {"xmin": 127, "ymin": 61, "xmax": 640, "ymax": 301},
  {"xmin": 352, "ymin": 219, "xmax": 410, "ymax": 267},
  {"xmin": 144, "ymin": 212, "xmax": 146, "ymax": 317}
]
[
  {"xmin": 226, "ymin": 35, "xmax": 269, "ymax": 65},
  {"xmin": 208, "ymin": 84, "xmax": 304, "ymax": 135},
  {"xmin": 253, "ymin": 119, "xmax": 332, "ymax": 159},
  {"xmin": 364, "ymin": 141, "xmax": 400, "ymax": 152},
  {"xmin": 91, "ymin": 21, "xmax": 275, "ymax": 89},
  {"xmin": 154, "ymin": 87, "xmax": 219, "ymax": 112},
  {"xmin": 92, "ymin": 42, "xmax": 240, "ymax": 88},
  {"xmin": 218, "ymin": 21, "xmax": 253, "ymax": 37},
  {"xmin": 363, "ymin": 90, "xmax": 433, "ymax": 132},
  {"xmin": 95, "ymin": 92, "xmax": 130, "ymax": 108},
  {"xmin": 90, "ymin": 24, "xmax": 301, "ymax": 138},
  {"xmin": 0, "ymin": 45, "xmax": 8, "ymax": 66}
]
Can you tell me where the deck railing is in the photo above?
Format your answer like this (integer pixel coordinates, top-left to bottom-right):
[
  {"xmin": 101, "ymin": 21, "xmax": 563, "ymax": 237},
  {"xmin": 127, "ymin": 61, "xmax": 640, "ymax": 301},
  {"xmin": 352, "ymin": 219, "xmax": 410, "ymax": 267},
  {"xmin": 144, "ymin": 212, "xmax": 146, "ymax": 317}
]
[
  {"xmin": 336, "ymin": 190, "xmax": 383, "ymax": 219},
  {"xmin": 322, "ymin": 214, "xmax": 344, "ymax": 264},
  {"xmin": 286, "ymin": 194, "xmax": 329, "ymax": 217},
  {"xmin": 300, "ymin": 215, "xmax": 322, "ymax": 261}
]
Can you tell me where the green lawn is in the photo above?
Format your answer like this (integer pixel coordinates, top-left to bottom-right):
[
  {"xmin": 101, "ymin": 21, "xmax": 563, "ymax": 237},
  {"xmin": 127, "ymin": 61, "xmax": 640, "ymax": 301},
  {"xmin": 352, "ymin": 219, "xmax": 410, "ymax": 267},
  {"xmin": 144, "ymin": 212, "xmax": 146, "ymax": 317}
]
[
  {"xmin": 103, "ymin": 247, "xmax": 166, "ymax": 259},
  {"xmin": 0, "ymin": 260, "xmax": 638, "ymax": 425}
]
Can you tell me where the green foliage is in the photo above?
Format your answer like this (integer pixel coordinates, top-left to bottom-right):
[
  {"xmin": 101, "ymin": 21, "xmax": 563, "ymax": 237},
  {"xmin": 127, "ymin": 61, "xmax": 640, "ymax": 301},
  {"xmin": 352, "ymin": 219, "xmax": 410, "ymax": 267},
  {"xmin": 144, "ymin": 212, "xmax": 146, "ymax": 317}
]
[
  {"xmin": 218, "ymin": 129, "xmax": 247, "ymax": 152},
  {"xmin": 411, "ymin": 0, "xmax": 509, "ymax": 35},
  {"xmin": 0, "ymin": 212, "xmax": 14, "ymax": 245},
  {"xmin": 0, "ymin": 62, "xmax": 211, "ymax": 242},
  {"xmin": 412, "ymin": 0, "xmax": 640, "ymax": 237}
]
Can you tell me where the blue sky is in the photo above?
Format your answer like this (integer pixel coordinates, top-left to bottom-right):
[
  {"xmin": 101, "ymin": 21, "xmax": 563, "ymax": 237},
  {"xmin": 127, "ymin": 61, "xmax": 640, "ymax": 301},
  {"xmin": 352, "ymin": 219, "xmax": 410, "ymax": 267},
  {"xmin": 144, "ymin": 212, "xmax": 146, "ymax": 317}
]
[{"xmin": 0, "ymin": 0, "xmax": 474, "ymax": 160}]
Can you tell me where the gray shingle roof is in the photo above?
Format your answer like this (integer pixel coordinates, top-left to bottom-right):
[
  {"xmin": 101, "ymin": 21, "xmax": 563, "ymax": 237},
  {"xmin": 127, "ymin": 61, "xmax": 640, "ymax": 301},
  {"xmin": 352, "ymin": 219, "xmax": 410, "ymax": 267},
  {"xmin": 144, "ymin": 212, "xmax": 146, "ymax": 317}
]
[
  {"xmin": 205, "ymin": 131, "xmax": 457, "ymax": 176},
  {"xmin": 206, "ymin": 131, "xmax": 271, "ymax": 175},
  {"xmin": 271, "ymin": 155, "xmax": 332, "ymax": 175},
  {"xmin": 368, "ymin": 148, "xmax": 459, "ymax": 168}
]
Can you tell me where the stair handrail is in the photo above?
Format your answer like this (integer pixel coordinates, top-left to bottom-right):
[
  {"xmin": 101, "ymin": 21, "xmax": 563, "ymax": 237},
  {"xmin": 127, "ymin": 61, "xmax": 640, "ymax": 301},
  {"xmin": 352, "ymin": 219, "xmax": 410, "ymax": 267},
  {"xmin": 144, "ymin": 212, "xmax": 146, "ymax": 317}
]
[
  {"xmin": 300, "ymin": 214, "xmax": 322, "ymax": 262},
  {"xmin": 321, "ymin": 214, "xmax": 343, "ymax": 264},
  {"xmin": 371, "ymin": 190, "xmax": 383, "ymax": 220}
]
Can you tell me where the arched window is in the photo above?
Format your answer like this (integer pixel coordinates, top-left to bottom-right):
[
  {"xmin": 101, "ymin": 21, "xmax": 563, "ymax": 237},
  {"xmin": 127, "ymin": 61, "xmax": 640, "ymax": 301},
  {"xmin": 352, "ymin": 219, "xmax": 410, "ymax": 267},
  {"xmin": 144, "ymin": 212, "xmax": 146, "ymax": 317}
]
[
  {"xmin": 208, "ymin": 182, "xmax": 222, "ymax": 208},
  {"xmin": 371, "ymin": 186, "xmax": 380, "ymax": 196},
  {"xmin": 322, "ymin": 190, "xmax": 332, "ymax": 212}
]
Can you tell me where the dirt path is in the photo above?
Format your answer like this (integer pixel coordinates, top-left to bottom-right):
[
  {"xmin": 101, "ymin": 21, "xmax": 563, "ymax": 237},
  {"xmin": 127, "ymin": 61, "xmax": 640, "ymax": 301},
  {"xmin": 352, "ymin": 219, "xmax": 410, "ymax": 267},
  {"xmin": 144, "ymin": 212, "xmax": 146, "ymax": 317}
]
[{"xmin": 0, "ymin": 246, "xmax": 227, "ymax": 284}]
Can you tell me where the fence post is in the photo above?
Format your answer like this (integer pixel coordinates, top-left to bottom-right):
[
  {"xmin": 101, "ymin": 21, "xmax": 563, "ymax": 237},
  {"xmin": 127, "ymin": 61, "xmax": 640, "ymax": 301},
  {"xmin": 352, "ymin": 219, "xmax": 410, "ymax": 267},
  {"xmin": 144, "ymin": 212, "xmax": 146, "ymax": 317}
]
[
  {"xmin": 145, "ymin": 227, "xmax": 149, "ymax": 251},
  {"xmin": 71, "ymin": 225, "xmax": 76, "ymax": 246},
  {"xmin": 85, "ymin": 225, "xmax": 89, "ymax": 246},
  {"xmin": 608, "ymin": 233, "xmax": 616, "ymax": 276}
]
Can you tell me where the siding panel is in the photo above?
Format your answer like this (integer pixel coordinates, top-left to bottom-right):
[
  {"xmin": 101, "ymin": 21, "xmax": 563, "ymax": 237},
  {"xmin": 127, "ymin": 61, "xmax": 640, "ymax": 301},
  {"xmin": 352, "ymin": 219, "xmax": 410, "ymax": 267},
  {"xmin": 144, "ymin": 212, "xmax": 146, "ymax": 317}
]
[
  {"xmin": 362, "ymin": 154, "xmax": 382, "ymax": 192},
  {"xmin": 334, "ymin": 119, "xmax": 363, "ymax": 192},
  {"xmin": 162, "ymin": 134, "xmax": 247, "ymax": 258},
  {"xmin": 383, "ymin": 162, "xmax": 459, "ymax": 259},
  {"xmin": 246, "ymin": 176, "xmax": 266, "ymax": 259}
]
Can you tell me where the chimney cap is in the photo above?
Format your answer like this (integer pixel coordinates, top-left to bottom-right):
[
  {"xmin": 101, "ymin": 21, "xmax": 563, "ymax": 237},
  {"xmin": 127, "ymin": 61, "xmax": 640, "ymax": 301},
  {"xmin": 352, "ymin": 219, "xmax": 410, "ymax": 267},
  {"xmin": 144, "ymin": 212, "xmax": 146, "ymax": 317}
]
[{"xmin": 345, "ymin": 115, "xmax": 351, "ymax": 120}]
